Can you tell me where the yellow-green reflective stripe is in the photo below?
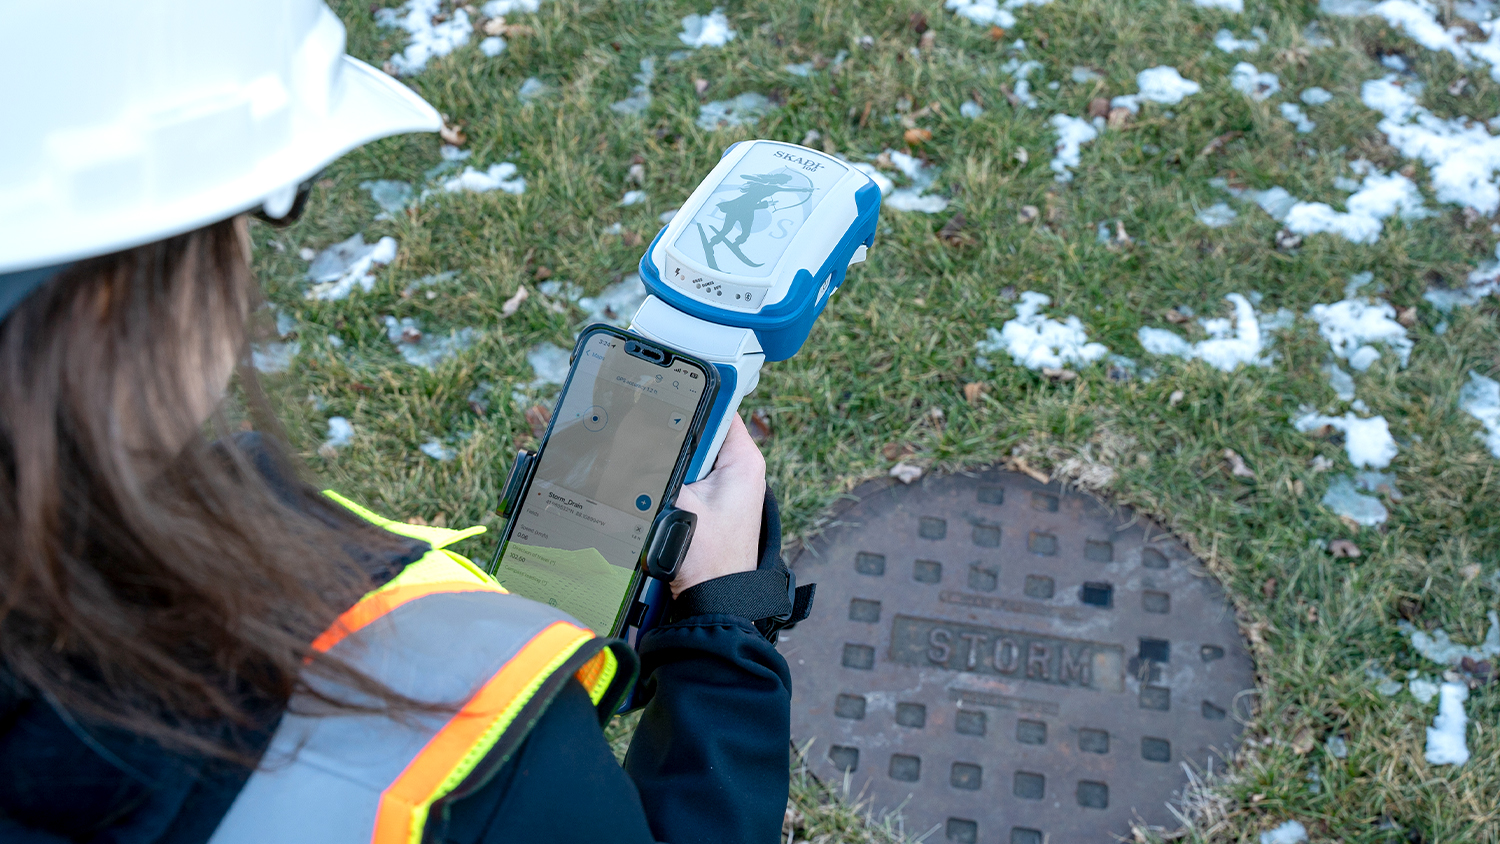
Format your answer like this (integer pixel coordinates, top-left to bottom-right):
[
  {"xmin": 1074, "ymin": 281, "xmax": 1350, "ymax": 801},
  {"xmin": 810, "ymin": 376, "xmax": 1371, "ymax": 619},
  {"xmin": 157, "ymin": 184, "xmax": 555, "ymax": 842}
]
[
  {"xmin": 398, "ymin": 629, "xmax": 596, "ymax": 844},
  {"xmin": 322, "ymin": 490, "xmax": 487, "ymax": 550}
]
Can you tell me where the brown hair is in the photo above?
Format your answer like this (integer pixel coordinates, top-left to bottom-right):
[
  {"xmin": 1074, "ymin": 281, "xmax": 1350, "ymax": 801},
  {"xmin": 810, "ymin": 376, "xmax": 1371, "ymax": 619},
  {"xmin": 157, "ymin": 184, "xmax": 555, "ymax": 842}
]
[{"xmin": 0, "ymin": 219, "xmax": 427, "ymax": 762}]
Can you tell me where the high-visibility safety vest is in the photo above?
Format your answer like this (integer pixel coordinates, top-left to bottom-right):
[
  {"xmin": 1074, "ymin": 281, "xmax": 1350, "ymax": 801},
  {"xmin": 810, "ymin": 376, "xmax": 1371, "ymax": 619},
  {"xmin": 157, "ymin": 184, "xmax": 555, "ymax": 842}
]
[{"xmin": 209, "ymin": 493, "xmax": 633, "ymax": 844}]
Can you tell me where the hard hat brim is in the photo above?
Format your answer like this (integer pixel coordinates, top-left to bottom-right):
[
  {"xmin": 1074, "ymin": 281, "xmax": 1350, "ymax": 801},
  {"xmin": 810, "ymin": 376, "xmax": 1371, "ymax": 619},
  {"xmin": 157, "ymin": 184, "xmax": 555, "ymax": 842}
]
[{"xmin": 0, "ymin": 57, "xmax": 442, "ymax": 275}]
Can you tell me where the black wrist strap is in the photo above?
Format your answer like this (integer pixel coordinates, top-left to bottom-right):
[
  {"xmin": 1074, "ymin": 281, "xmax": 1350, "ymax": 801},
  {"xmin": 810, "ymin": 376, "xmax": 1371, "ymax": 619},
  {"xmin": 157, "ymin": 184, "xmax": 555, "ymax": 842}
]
[{"xmin": 667, "ymin": 486, "xmax": 816, "ymax": 643}]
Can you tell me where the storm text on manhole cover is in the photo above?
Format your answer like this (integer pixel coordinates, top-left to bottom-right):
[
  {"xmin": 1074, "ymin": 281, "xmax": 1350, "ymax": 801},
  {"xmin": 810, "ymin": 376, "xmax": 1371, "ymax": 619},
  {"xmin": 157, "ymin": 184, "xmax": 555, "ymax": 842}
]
[{"xmin": 783, "ymin": 470, "xmax": 1255, "ymax": 843}]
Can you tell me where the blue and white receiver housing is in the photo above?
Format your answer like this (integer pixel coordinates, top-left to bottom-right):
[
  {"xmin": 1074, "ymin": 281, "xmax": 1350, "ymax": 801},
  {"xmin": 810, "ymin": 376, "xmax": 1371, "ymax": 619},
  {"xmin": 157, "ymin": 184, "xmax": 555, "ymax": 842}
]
[
  {"xmin": 629, "ymin": 139, "xmax": 882, "ymax": 484},
  {"xmin": 616, "ymin": 140, "xmax": 879, "ymax": 659}
]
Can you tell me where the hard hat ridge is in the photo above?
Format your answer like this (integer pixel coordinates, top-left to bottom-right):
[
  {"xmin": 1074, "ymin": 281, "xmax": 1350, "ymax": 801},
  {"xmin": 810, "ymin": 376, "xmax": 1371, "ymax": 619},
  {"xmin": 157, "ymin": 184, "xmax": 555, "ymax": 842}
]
[{"xmin": 0, "ymin": 0, "xmax": 443, "ymax": 275}]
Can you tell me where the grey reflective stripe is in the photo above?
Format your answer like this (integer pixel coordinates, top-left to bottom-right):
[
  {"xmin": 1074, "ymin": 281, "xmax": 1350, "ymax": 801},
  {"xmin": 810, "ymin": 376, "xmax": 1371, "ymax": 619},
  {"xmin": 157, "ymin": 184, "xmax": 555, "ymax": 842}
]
[{"xmin": 210, "ymin": 590, "xmax": 587, "ymax": 844}]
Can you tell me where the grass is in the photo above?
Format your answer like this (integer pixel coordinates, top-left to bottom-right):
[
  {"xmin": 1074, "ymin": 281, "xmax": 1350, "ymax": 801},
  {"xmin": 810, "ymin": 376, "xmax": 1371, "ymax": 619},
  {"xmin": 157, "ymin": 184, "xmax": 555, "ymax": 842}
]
[{"xmin": 250, "ymin": 0, "xmax": 1500, "ymax": 839}]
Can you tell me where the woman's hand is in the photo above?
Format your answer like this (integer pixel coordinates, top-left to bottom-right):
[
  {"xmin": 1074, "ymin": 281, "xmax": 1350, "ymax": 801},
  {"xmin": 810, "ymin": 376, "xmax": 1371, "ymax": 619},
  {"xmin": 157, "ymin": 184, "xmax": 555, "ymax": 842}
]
[{"xmin": 670, "ymin": 414, "xmax": 766, "ymax": 598}]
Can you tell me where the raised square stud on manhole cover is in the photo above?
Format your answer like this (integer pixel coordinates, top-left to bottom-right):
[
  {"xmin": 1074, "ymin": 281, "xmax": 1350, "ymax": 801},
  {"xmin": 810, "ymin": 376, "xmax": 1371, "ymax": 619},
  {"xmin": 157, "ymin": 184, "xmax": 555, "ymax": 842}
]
[
  {"xmin": 849, "ymin": 598, "xmax": 881, "ymax": 623},
  {"xmin": 855, "ymin": 552, "xmax": 886, "ymax": 576},
  {"xmin": 1016, "ymin": 719, "xmax": 1047, "ymax": 745},
  {"xmin": 1013, "ymin": 771, "xmax": 1045, "ymax": 799},
  {"xmin": 896, "ymin": 702, "xmax": 926, "ymax": 728},
  {"xmin": 955, "ymin": 709, "xmax": 986, "ymax": 736},
  {"xmin": 841, "ymin": 644, "xmax": 874, "ymax": 670},
  {"xmin": 788, "ymin": 470, "xmax": 1255, "ymax": 841},
  {"xmin": 1077, "ymin": 780, "xmax": 1109, "ymax": 809},
  {"xmin": 889, "ymin": 754, "xmax": 921, "ymax": 782},
  {"xmin": 946, "ymin": 818, "xmax": 977, "ymax": 843},
  {"xmin": 1023, "ymin": 575, "xmax": 1055, "ymax": 599},
  {"xmin": 1142, "ymin": 737, "xmax": 1172, "ymax": 763},
  {"xmin": 950, "ymin": 762, "xmax": 982, "ymax": 790},
  {"xmin": 834, "ymin": 694, "xmax": 866, "ymax": 720},
  {"xmin": 913, "ymin": 559, "xmax": 942, "ymax": 583}
]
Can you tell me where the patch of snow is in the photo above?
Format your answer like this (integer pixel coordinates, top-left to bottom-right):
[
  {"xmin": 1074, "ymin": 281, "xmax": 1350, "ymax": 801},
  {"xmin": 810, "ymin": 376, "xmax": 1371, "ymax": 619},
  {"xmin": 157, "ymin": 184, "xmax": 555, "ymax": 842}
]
[
  {"xmin": 1402, "ymin": 610, "xmax": 1500, "ymax": 664},
  {"xmin": 784, "ymin": 62, "xmax": 813, "ymax": 77},
  {"xmin": 1214, "ymin": 29, "xmax": 1262, "ymax": 52},
  {"xmin": 361, "ymin": 180, "xmax": 414, "ymax": 217},
  {"xmin": 1136, "ymin": 294, "xmax": 1279, "ymax": 372},
  {"xmin": 323, "ymin": 417, "xmax": 355, "ymax": 450},
  {"xmin": 679, "ymin": 8, "xmax": 736, "ymax": 48},
  {"xmin": 1260, "ymin": 821, "xmax": 1307, "ymax": 844},
  {"xmin": 1325, "ymin": 362, "xmax": 1357, "ymax": 400},
  {"xmin": 1281, "ymin": 103, "xmax": 1316, "ymax": 133},
  {"xmin": 375, "ymin": 0, "xmax": 473, "ymax": 76},
  {"xmin": 527, "ymin": 342, "xmax": 572, "ymax": 389},
  {"xmin": 401, "ymin": 270, "xmax": 459, "ymax": 298},
  {"xmin": 1198, "ymin": 202, "xmax": 1238, "ymax": 226},
  {"xmin": 1459, "ymin": 370, "xmax": 1500, "ymax": 457},
  {"xmin": 620, "ymin": 190, "xmax": 647, "ymax": 206},
  {"xmin": 440, "ymin": 162, "xmax": 526, "ymax": 195},
  {"xmin": 382, "ymin": 316, "xmax": 477, "ymax": 370},
  {"xmin": 1321, "ymin": 0, "xmax": 1376, "ymax": 13},
  {"xmin": 252, "ymin": 341, "xmax": 300, "ymax": 373},
  {"xmin": 1425, "ymin": 682, "xmax": 1470, "ymax": 765},
  {"xmin": 1367, "ymin": 664, "xmax": 1405, "ymax": 695},
  {"xmin": 482, "ymin": 0, "xmax": 539, "ymax": 13},
  {"xmin": 1283, "ymin": 166, "xmax": 1428, "ymax": 244},
  {"xmin": 1305, "ymin": 21, "xmax": 1336, "ymax": 47},
  {"xmin": 1368, "ymin": 0, "xmax": 1472, "ymax": 63},
  {"xmin": 659, "ymin": 208, "xmax": 679, "ymax": 223},
  {"xmin": 1196, "ymin": 0, "xmax": 1244, "ymax": 11},
  {"xmin": 578, "ymin": 273, "xmax": 648, "ymax": 326},
  {"xmin": 518, "ymin": 77, "xmax": 549, "ymax": 103},
  {"xmin": 1410, "ymin": 675, "xmax": 1441, "ymax": 703},
  {"xmin": 1321, "ymin": 474, "xmax": 1389, "ymax": 524},
  {"xmin": 977, "ymin": 291, "xmax": 1109, "ymax": 371},
  {"xmin": 1229, "ymin": 62, "xmax": 1281, "ymax": 101},
  {"xmin": 306, "ymin": 234, "xmax": 398, "ymax": 301},
  {"xmin": 1308, "ymin": 295, "xmax": 1413, "ymax": 369},
  {"xmin": 420, "ymin": 439, "xmax": 456, "ymax": 461},
  {"xmin": 943, "ymin": 0, "xmax": 1056, "ymax": 28},
  {"xmin": 1249, "ymin": 186, "xmax": 1299, "ymax": 220},
  {"xmin": 1294, "ymin": 412, "xmax": 1399, "ymax": 467},
  {"xmin": 1071, "ymin": 66, "xmax": 1101, "ymax": 83},
  {"xmin": 1301, "ymin": 86, "xmax": 1334, "ymax": 105},
  {"xmin": 479, "ymin": 36, "xmax": 506, "ymax": 57},
  {"xmin": 611, "ymin": 57, "xmax": 656, "ymax": 116},
  {"xmin": 1111, "ymin": 66, "xmax": 1201, "ymax": 113},
  {"xmin": 697, "ymin": 92, "xmax": 775, "ymax": 130},
  {"xmin": 960, "ymin": 100, "xmax": 985, "ymax": 119},
  {"xmin": 1362, "ymin": 75, "xmax": 1500, "ymax": 214},
  {"xmin": 882, "ymin": 150, "xmax": 949, "ymax": 213},
  {"xmin": 1326, "ymin": 735, "xmax": 1350, "ymax": 758},
  {"xmin": 1049, "ymin": 115, "xmax": 1099, "ymax": 181}
]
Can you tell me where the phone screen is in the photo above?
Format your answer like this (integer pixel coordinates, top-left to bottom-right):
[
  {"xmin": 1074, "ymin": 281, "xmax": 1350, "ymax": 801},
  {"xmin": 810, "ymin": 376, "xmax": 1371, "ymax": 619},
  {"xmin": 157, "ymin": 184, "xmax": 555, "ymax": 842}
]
[{"xmin": 495, "ymin": 331, "xmax": 710, "ymax": 633}]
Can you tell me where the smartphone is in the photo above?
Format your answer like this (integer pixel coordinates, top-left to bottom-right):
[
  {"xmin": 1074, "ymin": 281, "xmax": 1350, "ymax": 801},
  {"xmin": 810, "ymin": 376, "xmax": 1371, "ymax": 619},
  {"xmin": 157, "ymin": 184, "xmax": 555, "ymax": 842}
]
[{"xmin": 488, "ymin": 325, "xmax": 720, "ymax": 635}]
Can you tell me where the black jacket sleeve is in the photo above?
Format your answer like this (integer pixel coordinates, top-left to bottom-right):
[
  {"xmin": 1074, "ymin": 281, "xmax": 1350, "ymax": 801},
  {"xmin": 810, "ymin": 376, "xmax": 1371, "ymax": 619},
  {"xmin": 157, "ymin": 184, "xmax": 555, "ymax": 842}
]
[
  {"xmin": 438, "ymin": 616, "xmax": 792, "ymax": 844},
  {"xmin": 624, "ymin": 615, "xmax": 793, "ymax": 844}
]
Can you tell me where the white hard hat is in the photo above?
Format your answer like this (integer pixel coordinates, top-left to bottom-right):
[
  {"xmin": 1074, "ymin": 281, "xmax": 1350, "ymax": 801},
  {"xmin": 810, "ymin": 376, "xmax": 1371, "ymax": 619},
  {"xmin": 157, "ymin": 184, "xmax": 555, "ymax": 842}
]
[{"xmin": 0, "ymin": 0, "xmax": 442, "ymax": 275}]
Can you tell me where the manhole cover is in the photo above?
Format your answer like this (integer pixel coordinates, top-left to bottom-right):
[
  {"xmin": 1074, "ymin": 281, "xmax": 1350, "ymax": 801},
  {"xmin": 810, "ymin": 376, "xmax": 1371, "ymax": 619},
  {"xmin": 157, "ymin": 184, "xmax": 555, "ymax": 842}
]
[{"xmin": 783, "ymin": 470, "xmax": 1255, "ymax": 843}]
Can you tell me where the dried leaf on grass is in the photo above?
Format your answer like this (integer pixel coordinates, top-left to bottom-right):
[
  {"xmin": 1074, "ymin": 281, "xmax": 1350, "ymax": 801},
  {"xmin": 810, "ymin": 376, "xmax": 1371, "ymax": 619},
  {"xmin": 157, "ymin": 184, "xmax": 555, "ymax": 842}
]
[
  {"xmin": 1329, "ymin": 539, "xmax": 1361, "ymax": 558},
  {"xmin": 748, "ymin": 408, "xmax": 772, "ymax": 444},
  {"xmin": 881, "ymin": 441, "xmax": 916, "ymax": 461},
  {"xmin": 963, "ymin": 381, "xmax": 987, "ymax": 404},
  {"xmin": 903, "ymin": 127, "xmax": 933, "ymax": 145},
  {"xmin": 1223, "ymin": 448, "xmax": 1256, "ymax": 479},
  {"xmin": 938, "ymin": 212, "xmax": 975, "ymax": 247}
]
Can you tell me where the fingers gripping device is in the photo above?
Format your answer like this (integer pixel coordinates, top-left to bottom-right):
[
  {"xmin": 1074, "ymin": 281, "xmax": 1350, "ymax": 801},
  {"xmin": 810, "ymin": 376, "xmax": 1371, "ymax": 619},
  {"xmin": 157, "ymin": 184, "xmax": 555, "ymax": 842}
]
[{"xmin": 624, "ymin": 140, "xmax": 881, "ymax": 646}]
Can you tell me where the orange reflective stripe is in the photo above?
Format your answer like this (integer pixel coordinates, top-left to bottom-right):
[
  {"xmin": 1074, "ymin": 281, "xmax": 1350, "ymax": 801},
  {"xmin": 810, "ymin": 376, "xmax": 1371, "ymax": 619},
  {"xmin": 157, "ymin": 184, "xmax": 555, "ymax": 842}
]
[
  {"xmin": 372, "ymin": 621, "xmax": 595, "ymax": 844},
  {"xmin": 310, "ymin": 580, "xmax": 503, "ymax": 655},
  {"xmin": 573, "ymin": 648, "xmax": 616, "ymax": 703}
]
